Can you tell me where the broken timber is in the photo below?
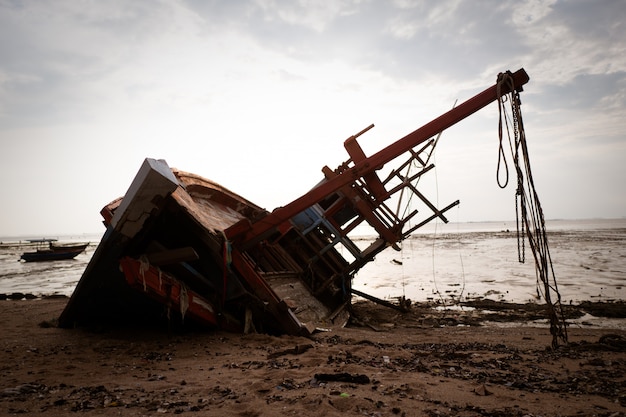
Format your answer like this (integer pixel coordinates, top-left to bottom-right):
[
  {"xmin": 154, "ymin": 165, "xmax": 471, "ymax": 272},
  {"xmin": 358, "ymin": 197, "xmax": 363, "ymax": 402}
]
[{"xmin": 59, "ymin": 69, "xmax": 530, "ymax": 335}]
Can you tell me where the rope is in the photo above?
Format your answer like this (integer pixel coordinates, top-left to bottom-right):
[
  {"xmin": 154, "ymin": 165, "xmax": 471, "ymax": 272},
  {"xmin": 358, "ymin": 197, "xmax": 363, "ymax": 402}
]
[
  {"xmin": 179, "ymin": 282, "xmax": 189, "ymax": 322},
  {"xmin": 429, "ymin": 155, "xmax": 447, "ymax": 308},
  {"xmin": 496, "ymin": 71, "xmax": 568, "ymax": 348}
]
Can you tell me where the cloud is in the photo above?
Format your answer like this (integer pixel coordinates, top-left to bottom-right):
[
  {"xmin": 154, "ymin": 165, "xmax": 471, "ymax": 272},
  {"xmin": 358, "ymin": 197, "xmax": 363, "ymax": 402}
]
[
  {"xmin": 252, "ymin": 0, "xmax": 362, "ymax": 32},
  {"xmin": 536, "ymin": 72, "xmax": 626, "ymax": 112},
  {"xmin": 511, "ymin": 0, "xmax": 626, "ymax": 84},
  {"xmin": 0, "ymin": 0, "xmax": 624, "ymax": 235}
]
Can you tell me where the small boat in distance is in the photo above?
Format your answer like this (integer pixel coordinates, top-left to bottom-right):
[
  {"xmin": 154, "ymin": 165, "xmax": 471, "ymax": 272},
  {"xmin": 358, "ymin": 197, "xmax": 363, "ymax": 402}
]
[{"xmin": 19, "ymin": 239, "xmax": 89, "ymax": 262}]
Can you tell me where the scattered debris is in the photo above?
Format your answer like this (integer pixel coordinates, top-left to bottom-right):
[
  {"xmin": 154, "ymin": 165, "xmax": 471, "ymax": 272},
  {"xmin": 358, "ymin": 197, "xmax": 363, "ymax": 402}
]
[
  {"xmin": 267, "ymin": 344, "xmax": 314, "ymax": 359},
  {"xmin": 473, "ymin": 384, "xmax": 493, "ymax": 396},
  {"xmin": 314, "ymin": 373, "xmax": 371, "ymax": 384}
]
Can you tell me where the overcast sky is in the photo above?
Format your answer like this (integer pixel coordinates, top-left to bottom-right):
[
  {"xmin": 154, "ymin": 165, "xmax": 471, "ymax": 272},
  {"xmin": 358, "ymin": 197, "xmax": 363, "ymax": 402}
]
[{"xmin": 1, "ymin": 0, "xmax": 624, "ymax": 237}]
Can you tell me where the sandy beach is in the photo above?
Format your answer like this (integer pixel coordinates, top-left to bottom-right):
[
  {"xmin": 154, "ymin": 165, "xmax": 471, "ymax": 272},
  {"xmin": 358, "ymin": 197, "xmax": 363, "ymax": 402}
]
[{"xmin": 1, "ymin": 298, "xmax": 625, "ymax": 416}]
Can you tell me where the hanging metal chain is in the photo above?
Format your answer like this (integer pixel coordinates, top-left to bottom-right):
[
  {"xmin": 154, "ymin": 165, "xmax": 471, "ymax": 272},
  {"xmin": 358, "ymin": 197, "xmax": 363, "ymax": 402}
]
[
  {"xmin": 513, "ymin": 90, "xmax": 525, "ymax": 264},
  {"xmin": 496, "ymin": 72, "xmax": 568, "ymax": 348},
  {"xmin": 515, "ymin": 189, "xmax": 525, "ymax": 263}
]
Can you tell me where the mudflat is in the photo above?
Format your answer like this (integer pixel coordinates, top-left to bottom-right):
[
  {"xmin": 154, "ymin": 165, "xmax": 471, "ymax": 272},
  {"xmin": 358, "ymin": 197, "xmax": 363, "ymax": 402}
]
[{"xmin": 1, "ymin": 298, "xmax": 625, "ymax": 416}]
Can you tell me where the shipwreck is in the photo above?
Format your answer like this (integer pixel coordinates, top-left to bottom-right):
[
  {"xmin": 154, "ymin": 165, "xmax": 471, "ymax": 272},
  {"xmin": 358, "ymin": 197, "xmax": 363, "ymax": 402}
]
[{"xmin": 59, "ymin": 68, "xmax": 566, "ymax": 342}]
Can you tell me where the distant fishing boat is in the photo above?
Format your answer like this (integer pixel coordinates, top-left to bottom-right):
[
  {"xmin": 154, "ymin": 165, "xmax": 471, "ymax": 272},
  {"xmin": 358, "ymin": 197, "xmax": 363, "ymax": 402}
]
[{"xmin": 20, "ymin": 239, "xmax": 88, "ymax": 262}]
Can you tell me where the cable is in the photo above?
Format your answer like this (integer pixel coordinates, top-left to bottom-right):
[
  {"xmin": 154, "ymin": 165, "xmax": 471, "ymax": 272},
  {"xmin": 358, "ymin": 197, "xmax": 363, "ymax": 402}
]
[
  {"xmin": 454, "ymin": 205, "xmax": 467, "ymax": 303},
  {"xmin": 429, "ymin": 146, "xmax": 447, "ymax": 308}
]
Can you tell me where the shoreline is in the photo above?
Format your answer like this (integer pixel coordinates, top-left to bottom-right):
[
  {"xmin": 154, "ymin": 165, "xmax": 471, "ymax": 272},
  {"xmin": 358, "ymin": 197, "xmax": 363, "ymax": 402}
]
[
  {"xmin": 2, "ymin": 298, "xmax": 625, "ymax": 416},
  {"xmin": 2, "ymin": 292, "xmax": 625, "ymax": 326},
  {"xmin": 3, "ymin": 221, "xmax": 625, "ymax": 305}
]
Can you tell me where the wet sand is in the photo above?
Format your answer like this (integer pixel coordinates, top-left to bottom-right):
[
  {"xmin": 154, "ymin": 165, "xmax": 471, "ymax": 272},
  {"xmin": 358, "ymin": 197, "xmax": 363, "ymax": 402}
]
[{"xmin": 1, "ymin": 298, "xmax": 625, "ymax": 416}]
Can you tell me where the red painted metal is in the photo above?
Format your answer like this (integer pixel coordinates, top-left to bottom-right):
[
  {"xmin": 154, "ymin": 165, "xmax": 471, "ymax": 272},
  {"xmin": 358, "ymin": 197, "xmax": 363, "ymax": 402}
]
[{"xmin": 225, "ymin": 69, "xmax": 529, "ymax": 245}]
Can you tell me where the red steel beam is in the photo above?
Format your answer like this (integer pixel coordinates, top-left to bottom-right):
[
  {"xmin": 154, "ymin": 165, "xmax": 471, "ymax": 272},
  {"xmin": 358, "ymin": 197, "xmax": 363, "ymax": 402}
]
[{"xmin": 225, "ymin": 69, "xmax": 529, "ymax": 245}]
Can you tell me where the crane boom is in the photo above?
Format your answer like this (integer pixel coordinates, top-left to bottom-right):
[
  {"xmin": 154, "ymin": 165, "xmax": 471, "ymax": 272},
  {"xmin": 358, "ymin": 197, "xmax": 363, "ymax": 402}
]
[{"xmin": 225, "ymin": 69, "xmax": 529, "ymax": 245}]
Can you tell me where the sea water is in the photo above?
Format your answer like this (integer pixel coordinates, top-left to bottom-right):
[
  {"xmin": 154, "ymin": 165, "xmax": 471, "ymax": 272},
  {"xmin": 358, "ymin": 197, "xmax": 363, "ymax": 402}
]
[
  {"xmin": 0, "ymin": 234, "xmax": 102, "ymax": 298},
  {"xmin": 352, "ymin": 218, "xmax": 626, "ymax": 304},
  {"xmin": 0, "ymin": 220, "xmax": 624, "ymax": 304}
]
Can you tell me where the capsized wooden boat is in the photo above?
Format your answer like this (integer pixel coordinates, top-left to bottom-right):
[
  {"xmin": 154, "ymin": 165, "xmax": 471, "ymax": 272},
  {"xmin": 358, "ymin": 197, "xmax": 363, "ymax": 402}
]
[
  {"xmin": 60, "ymin": 160, "xmax": 351, "ymax": 334},
  {"xmin": 59, "ymin": 69, "xmax": 531, "ymax": 335}
]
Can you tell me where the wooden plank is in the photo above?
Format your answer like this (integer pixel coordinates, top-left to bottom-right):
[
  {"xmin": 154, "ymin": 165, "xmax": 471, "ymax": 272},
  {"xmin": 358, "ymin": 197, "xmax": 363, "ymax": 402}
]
[{"xmin": 110, "ymin": 158, "xmax": 179, "ymax": 239}]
